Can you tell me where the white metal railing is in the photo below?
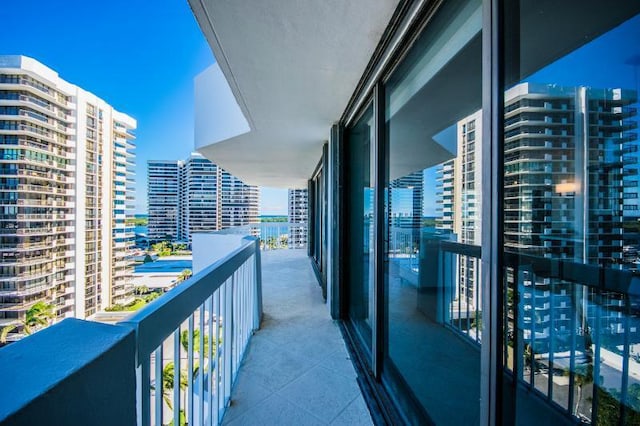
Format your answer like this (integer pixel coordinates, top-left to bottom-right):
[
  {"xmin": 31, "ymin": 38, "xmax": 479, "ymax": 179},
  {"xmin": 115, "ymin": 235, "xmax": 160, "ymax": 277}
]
[{"xmin": 121, "ymin": 236, "xmax": 262, "ymax": 426}]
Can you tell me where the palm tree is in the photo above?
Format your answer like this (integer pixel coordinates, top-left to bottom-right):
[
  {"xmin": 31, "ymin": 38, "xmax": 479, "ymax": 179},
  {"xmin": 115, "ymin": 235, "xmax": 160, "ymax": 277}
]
[
  {"xmin": 574, "ymin": 363, "xmax": 594, "ymax": 416},
  {"xmin": 135, "ymin": 285, "xmax": 149, "ymax": 296},
  {"xmin": 1, "ymin": 301, "xmax": 55, "ymax": 343},
  {"xmin": 153, "ymin": 362, "xmax": 187, "ymax": 411},
  {"xmin": 150, "ymin": 361, "xmax": 188, "ymax": 426},
  {"xmin": 177, "ymin": 269, "xmax": 192, "ymax": 283},
  {"xmin": 180, "ymin": 328, "xmax": 211, "ymax": 355}
]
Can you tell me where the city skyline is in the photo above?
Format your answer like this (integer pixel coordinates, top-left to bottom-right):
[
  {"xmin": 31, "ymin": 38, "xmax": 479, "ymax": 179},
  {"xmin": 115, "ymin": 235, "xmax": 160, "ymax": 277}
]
[
  {"xmin": 148, "ymin": 153, "xmax": 260, "ymax": 244},
  {"xmin": 0, "ymin": 0, "xmax": 290, "ymax": 215}
]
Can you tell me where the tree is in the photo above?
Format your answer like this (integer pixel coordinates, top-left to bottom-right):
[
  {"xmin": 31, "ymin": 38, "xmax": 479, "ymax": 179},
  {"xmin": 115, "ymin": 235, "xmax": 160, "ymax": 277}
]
[
  {"xmin": 177, "ymin": 269, "xmax": 192, "ymax": 283},
  {"xmin": 135, "ymin": 285, "xmax": 149, "ymax": 296},
  {"xmin": 180, "ymin": 328, "xmax": 213, "ymax": 356},
  {"xmin": 573, "ymin": 363, "xmax": 594, "ymax": 417},
  {"xmin": 180, "ymin": 328, "xmax": 220, "ymax": 383},
  {"xmin": 152, "ymin": 241, "xmax": 172, "ymax": 257},
  {"xmin": 152, "ymin": 362, "xmax": 188, "ymax": 426},
  {"xmin": 153, "ymin": 361, "xmax": 188, "ymax": 411},
  {"xmin": 1, "ymin": 301, "xmax": 55, "ymax": 343}
]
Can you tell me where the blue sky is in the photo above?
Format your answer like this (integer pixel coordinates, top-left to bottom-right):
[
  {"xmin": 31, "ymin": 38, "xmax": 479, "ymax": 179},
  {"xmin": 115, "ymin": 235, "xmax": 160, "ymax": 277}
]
[{"xmin": 0, "ymin": 0, "xmax": 288, "ymax": 215}]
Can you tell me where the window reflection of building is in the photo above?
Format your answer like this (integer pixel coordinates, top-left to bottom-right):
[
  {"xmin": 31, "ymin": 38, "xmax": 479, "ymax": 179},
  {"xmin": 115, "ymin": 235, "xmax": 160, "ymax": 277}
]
[{"xmin": 503, "ymin": 82, "xmax": 640, "ymax": 420}]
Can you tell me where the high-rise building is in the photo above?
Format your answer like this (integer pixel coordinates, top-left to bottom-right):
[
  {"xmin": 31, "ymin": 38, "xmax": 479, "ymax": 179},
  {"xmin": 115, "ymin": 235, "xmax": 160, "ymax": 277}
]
[
  {"xmin": 220, "ymin": 170, "xmax": 260, "ymax": 229},
  {"xmin": 147, "ymin": 160, "xmax": 180, "ymax": 243},
  {"xmin": 148, "ymin": 153, "xmax": 258, "ymax": 244},
  {"xmin": 438, "ymin": 83, "xmax": 639, "ymax": 353},
  {"xmin": 434, "ymin": 111, "xmax": 484, "ymax": 322},
  {"xmin": 504, "ymin": 83, "xmax": 637, "ymax": 263},
  {"xmin": 178, "ymin": 153, "xmax": 221, "ymax": 243},
  {"xmin": 288, "ymin": 189, "xmax": 308, "ymax": 248},
  {"xmin": 435, "ymin": 159, "xmax": 455, "ymax": 231},
  {"xmin": 503, "ymin": 83, "xmax": 639, "ymax": 353},
  {"xmin": 0, "ymin": 56, "xmax": 136, "ymax": 340}
]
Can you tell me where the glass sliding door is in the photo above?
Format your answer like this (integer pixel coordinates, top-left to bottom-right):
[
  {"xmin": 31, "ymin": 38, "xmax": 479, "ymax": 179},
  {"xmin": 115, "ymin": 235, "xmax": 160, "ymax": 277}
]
[
  {"xmin": 346, "ymin": 104, "xmax": 375, "ymax": 353},
  {"xmin": 502, "ymin": 2, "xmax": 640, "ymax": 424},
  {"xmin": 383, "ymin": 0, "xmax": 483, "ymax": 423},
  {"xmin": 309, "ymin": 151, "xmax": 328, "ymax": 299}
]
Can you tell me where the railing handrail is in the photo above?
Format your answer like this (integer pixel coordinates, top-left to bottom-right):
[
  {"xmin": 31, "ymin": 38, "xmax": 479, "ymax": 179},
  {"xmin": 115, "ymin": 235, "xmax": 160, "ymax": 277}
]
[
  {"xmin": 120, "ymin": 236, "xmax": 259, "ymax": 360},
  {"xmin": 503, "ymin": 250, "xmax": 639, "ymax": 295},
  {"xmin": 439, "ymin": 240, "xmax": 482, "ymax": 258},
  {"xmin": 432, "ymin": 238, "xmax": 640, "ymax": 296}
]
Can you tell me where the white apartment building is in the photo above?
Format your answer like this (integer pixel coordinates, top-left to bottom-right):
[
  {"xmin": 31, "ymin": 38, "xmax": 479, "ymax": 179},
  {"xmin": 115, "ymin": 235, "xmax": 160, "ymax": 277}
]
[
  {"xmin": 434, "ymin": 111, "xmax": 483, "ymax": 316},
  {"xmin": 178, "ymin": 153, "xmax": 221, "ymax": 242},
  {"xmin": 147, "ymin": 160, "xmax": 180, "ymax": 242},
  {"xmin": 0, "ymin": 56, "xmax": 136, "ymax": 340},
  {"xmin": 288, "ymin": 189, "xmax": 308, "ymax": 248},
  {"xmin": 148, "ymin": 153, "xmax": 258, "ymax": 244},
  {"xmin": 220, "ymin": 169, "xmax": 259, "ymax": 229}
]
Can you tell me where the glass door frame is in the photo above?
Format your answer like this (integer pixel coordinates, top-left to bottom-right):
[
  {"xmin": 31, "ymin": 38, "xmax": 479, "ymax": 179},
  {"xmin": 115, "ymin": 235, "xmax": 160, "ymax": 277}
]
[{"xmin": 334, "ymin": 0, "xmax": 504, "ymax": 424}]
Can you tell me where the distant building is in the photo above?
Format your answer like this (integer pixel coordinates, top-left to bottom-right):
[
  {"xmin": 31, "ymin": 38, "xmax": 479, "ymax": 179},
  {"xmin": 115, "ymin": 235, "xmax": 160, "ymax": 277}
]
[
  {"xmin": 220, "ymin": 170, "xmax": 260, "ymax": 229},
  {"xmin": 502, "ymin": 83, "xmax": 638, "ymax": 352},
  {"xmin": 288, "ymin": 189, "xmax": 308, "ymax": 248},
  {"xmin": 0, "ymin": 55, "xmax": 137, "ymax": 341},
  {"xmin": 179, "ymin": 153, "xmax": 221, "ymax": 242},
  {"xmin": 147, "ymin": 160, "xmax": 180, "ymax": 242},
  {"xmin": 148, "ymin": 153, "xmax": 259, "ymax": 244}
]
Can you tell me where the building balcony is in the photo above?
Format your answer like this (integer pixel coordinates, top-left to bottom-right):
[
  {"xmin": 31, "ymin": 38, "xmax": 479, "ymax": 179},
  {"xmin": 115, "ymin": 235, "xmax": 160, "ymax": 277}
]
[{"xmin": 0, "ymin": 236, "xmax": 370, "ymax": 426}]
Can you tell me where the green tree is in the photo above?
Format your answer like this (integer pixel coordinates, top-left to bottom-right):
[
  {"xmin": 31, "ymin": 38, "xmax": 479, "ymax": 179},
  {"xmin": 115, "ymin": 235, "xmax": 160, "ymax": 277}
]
[
  {"xmin": 180, "ymin": 328, "xmax": 213, "ymax": 356},
  {"xmin": 264, "ymin": 236, "xmax": 277, "ymax": 250},
  {"xmin": 180, "ymin": 328, "xmax": 221, "ymax": 383},
  {"xmin": 152, "ymin": 241, "xmax": 172, "ymax": 257},
  {"xmin": 1, "ymin": 301, "xmax": 55, "ymax": 343},
  {"xmin": 144, "ymin": 292, "xmax": 161, "ymax": 303},
  {"xmin": 177, "ymin": 269, "xmax": 192, "ymax": 283},
  {"xmin": 153, "ymin": 361, "xmax": 188, "ymax": 410},
  {"xmin": 173, "ymin": 243, "xmax": 187, "ymax": 252},
  {"xmin": 135, "ymin": 285, "xmax": 149, "ymax": 296}
]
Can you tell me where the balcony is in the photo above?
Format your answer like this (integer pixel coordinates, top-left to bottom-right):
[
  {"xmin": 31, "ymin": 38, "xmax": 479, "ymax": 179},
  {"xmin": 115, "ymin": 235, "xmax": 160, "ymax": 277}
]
[{"xmin": 0, "ymin": 237, "xmax": 370, "ymax": 425}]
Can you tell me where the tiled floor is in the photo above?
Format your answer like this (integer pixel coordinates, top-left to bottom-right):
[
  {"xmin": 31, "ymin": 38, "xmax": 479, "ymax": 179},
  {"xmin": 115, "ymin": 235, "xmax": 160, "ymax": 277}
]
[{"xmin": 222, "ymin": 249, "xmax": 372, "ymax": 426}]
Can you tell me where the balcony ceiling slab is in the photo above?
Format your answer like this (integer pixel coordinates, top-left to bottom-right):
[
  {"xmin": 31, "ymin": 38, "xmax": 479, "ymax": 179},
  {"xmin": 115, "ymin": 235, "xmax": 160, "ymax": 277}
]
[{"xmin": 190, "ymin": 0, "xmax": 400, "ymax": 188}]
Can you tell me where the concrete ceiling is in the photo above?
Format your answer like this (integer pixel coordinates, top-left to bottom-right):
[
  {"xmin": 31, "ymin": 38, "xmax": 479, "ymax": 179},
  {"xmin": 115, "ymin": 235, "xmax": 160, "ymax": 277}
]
[{"xmin": 189, "ymin": 0, "xmax": 400, "ymax": 188}]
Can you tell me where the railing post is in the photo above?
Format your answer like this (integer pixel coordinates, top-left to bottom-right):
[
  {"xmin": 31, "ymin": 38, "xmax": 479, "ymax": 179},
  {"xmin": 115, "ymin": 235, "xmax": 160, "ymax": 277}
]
[
  {"xmin": 243, "ymin": 236, "xmax": 262, "ymax": 329},
  {"xmin": 224, "ymin": 277, "xmax": 233, "ymax": 407},
  {"xmin": 121, "ymin": 236, "xmax": 261, "ymax": 426},
  {"xmin": 417, "ymin": 238, "xmax": 443, "ymax": 323}
]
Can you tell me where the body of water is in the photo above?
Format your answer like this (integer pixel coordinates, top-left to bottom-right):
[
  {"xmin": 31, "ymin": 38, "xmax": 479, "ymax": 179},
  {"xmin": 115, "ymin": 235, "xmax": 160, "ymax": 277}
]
[
  {"xmin": 134, "ymin": 259, "xmax": 192, "ymax": 273},
  {"xmin": 135, "ymin": 225, "xmax": 148, "ymax": 235}
]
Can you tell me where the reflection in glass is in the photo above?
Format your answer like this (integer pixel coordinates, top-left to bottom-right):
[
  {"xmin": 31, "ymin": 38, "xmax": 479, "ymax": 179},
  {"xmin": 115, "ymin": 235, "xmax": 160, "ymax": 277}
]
[
  {"xmin": 346, "ymin": 105, "xmax": 375, "ymax": 351},
  {"xmin": 503, "ymin": 3, "xmax": 640, "ymax": 423},
  {"xmin": 384, "ymin": 0, "xmax": 482, "ymax": 422}
]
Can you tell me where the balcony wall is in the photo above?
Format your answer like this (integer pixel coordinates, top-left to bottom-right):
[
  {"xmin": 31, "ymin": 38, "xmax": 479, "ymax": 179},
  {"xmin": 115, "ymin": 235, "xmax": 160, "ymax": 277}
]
[{"xmin": 0, "ymin": 319, "xmax": 136, "ymax": 425}]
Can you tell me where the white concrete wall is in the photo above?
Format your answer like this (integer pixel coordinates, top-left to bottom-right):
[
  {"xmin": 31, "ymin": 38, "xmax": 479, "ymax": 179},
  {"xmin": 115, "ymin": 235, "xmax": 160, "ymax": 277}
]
[{"xmin": 194, "ymin": 64, "xmax": 250, "ymax": 151}]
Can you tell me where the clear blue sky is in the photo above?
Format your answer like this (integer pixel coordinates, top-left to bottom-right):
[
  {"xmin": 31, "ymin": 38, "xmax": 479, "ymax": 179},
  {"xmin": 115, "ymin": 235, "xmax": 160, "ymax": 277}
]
[{"xmin": 0, "ymin": 0, "xmax": 288, "ymax": 215}]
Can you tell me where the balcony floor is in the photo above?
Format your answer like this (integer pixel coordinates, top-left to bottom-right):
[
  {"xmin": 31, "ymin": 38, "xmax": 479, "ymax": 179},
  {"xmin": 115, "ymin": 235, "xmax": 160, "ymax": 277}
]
[{"xmin": 222, "ymin": 249, "xmax": 372, "ymax": 425}]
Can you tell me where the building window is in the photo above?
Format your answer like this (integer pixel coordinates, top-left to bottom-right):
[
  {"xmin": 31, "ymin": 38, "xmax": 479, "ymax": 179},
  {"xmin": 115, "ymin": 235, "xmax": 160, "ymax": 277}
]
[
  {"xmin": 502, "ymin": 2, "xmax": 640, "ymax": 423},
  {"xmin": 382, "ymin": 0, "xmax": 483, "ymax": 422}
]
